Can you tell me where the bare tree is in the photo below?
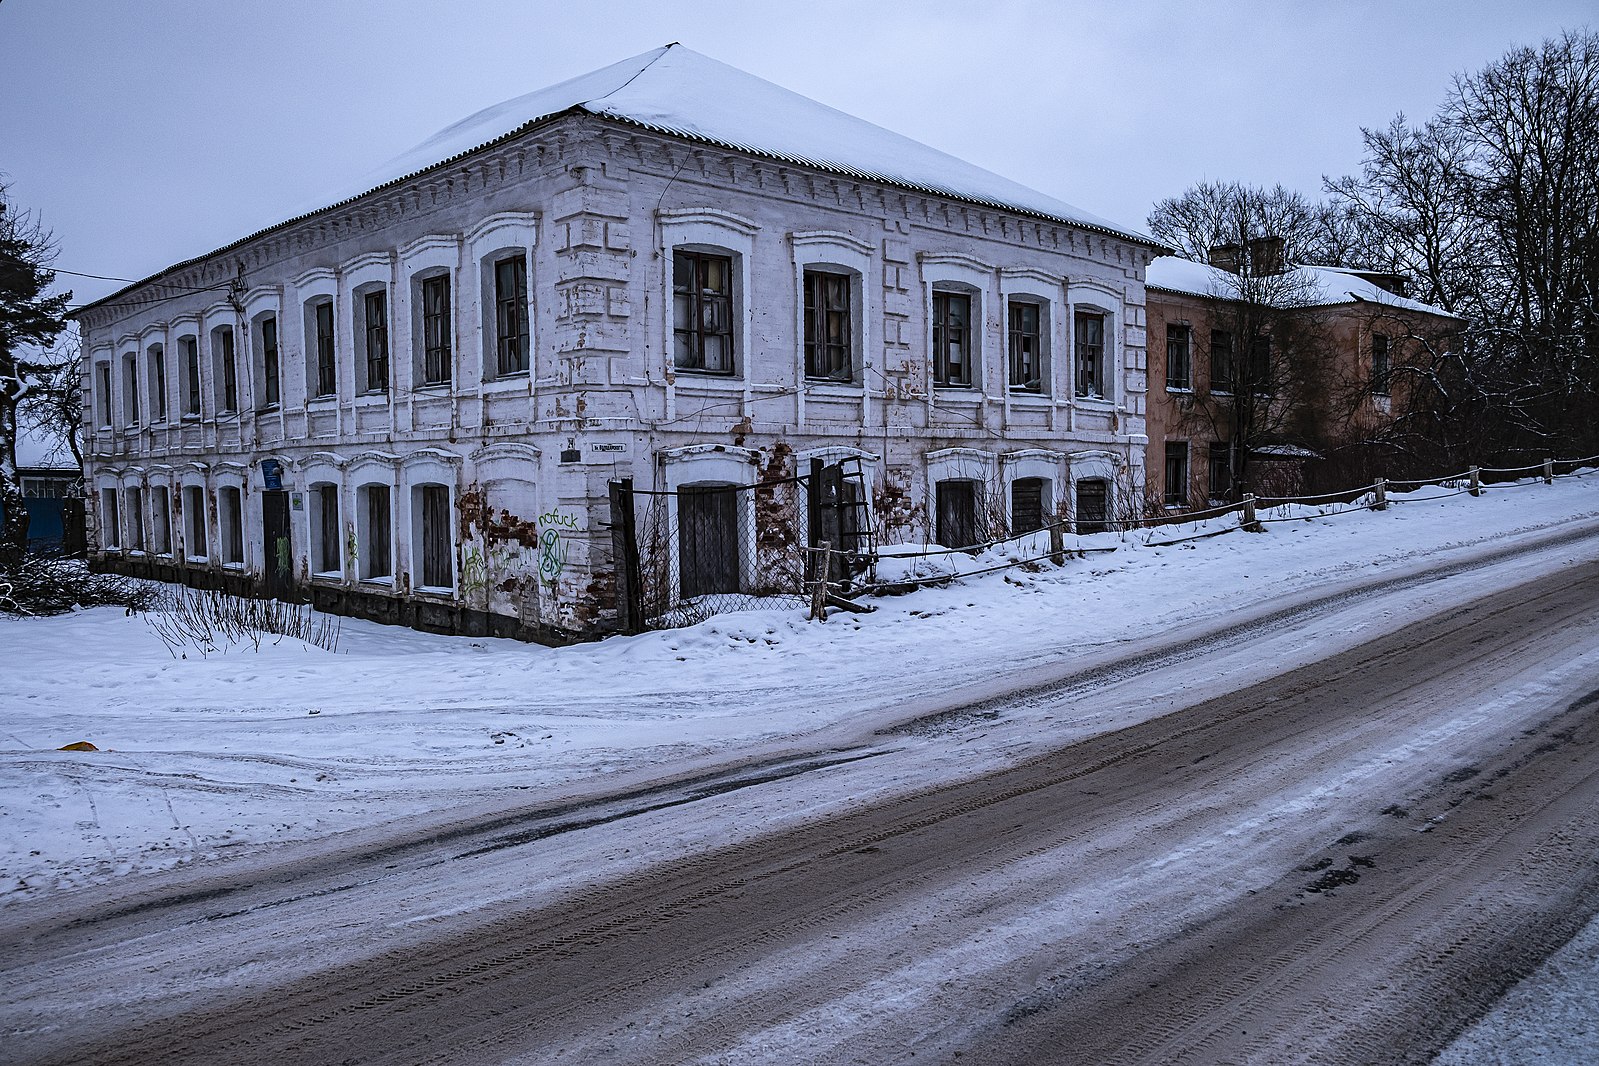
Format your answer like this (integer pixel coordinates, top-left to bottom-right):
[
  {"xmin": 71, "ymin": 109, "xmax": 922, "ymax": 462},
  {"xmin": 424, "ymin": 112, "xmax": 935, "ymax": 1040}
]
[
  {"xmin": 0, "ymin": 181, "xmax": 72, "ymax": 571},
  {"xmin": 20, "ymin": 337, "xmax": 85, "ymax": 477},
  {"xmin": 1147, "ymin": 181, "xmax": 1359, "ymax": 268}
]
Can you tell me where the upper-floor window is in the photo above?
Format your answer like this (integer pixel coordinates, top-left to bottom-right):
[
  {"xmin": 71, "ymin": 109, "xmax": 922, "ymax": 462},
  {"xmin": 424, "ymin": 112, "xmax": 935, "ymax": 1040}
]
[
  {"xmin": 1210, "ymin": 329, "xmax": 1234, "ymax": 392},
  {"xmin": 362, "ymin": 290, "xmax": 389, "ymax": 394},
  {"xmin": 122, "ymin": 354, "xmax": 139, "ymax": 426},
  {"xmin": 494, "ymin": 255, "xmax": 530, "ymax": 376},
  {"xmin": 148, "ymin": 345, "xmax": 167, "ymax": 423},
  {"xmin": 673, "ymin": 250, "xmax": 734, "ymax": 374},
  {"xmin": 932, "ymin": 290, "xmax": 973, "ymax": 388},
  {"xmin": 1166, "ymin": 324, "xmax": 1192, "ymax": 390},
  {"xmin": 214, "ymin": 326, "xmax": 238, "ymax": 413},
  {"xmin": 259, "ymin": 316, "xmax": 280, "ymax": 409},
  {"xmin": 421, "ymin": 275, "xmax": 452, "ymax": 386},
  {"xmin": 1074, "ymin": 311, "xmax": 1106, "ymax": 399},
  {"xmin": 1008, "ymin": 300, "xmax": 1042, "ymax": 392},
  {"xmin": 1247, "ymin": 333, "xmax": 1272, "ymax": 393},
  {"xmin": 803, "ymin": 269, "xmax": 853, "ymax": 382},
  {"xmin": 1371, "ymin": 333, "xmax": 1391, "ymax": 396},
  {"xmin": 181, "ymin": 336, "xmax": 201, "ymax": 417},
  {"xmin": 96, "ymin": 362, "xmax": 112, "ymax": 427},
  {"xmin": 314, "ymin": 300, "xmax": 336, "ymax": 398}
]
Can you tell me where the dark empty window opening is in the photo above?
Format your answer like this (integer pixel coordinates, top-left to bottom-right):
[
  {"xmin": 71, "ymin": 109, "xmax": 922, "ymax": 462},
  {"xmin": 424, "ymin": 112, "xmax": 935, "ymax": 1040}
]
[
  {"xmin": 149, "ymin": 347, "xmax": 167, "ymax": 422},
  {"xmin": 495, "ymin": 255, "xmax": 530, "ymax": 376},
  {"xmin": 936, "ymin": 479, "xmax": 982, "ymax": 549},
  {"xmin": 123, "ymin": 356, "xmax": 139, "ymax": 425},
  {"xmin": 1164, "ymin": 442, "xmax": 1190, "ymax": 507},
  {"xmin": 1166, "ymin": 324, "xmax": 1191, "ymax": 390},
  {"xmin": 933, "ymin": 291, "xmax": 973, "ymax": 387},
  {"xmin": 1372, "ymin": 334, "xmax": 1391, "ymax": 396},
  {"xmin": 360, "ymin": 484, "xmax": 392, "ymax": 580},
  {"xmin": 1009, "ymin": 301, "xmax": 1042, "ymax": 391},
  {"xmin": 96, "ymin": 363, "xmax": 112, "ymax": 426},
  {"xmin": 804, "ymin": 269, "xmax": 853, "ymax": 382},
  {"xmin": 261, "ymin": 316, "xmax": 280, "ymax": 409},
  {"xmin": 673, "ymin": 251, "xmax": 734, "ymax": 374},
  {"xmin": 315, "ymin": 301, "xmax": 336, "ymax": 397},
  {"xmin": 315, "ymin": 484, "xmax": 341, "ymax": 575},
  {"xmin": 218, "ymin": 328, "xmax": 238, "ymax": 413},
  {"xmin": 363, "ymin": 291, "xmax": 389, "ymax": 394},
  {"xmin": 1075, "ymin": 312, "xmax": 1106, "ymax": 398},
  {"xmin": 183, "ymin": 337, "xmax": 201, "ymax": 416}
]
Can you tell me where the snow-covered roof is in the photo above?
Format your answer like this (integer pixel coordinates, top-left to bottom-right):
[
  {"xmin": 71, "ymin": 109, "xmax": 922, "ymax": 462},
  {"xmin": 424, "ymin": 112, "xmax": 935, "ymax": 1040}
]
[
  {"xmin": 1145, "ymin": 256, "xmax": 1461, "ymax": 319},
  {"xmin": 79, "ymin": 45, "xmax": 1154, "ymax": 315}
]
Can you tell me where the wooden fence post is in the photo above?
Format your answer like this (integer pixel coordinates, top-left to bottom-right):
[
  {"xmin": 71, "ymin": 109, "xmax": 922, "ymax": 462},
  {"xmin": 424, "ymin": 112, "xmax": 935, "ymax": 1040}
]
[
  {"xmin": 1544, "ymin": 457, "xmax": 1555, "ymax": 484},
  {"xmin": 1469, "ymin": 466, "xmax": 1482, "ymax": 497},
  {"xmin": 608, "ymin": 479, "xmax": 642, "ymax": 635},
  {"xmin": 1241, "ymin": 493, "xmax": 1261, "ymax": 532},
  {"xmin": 1373, "ymin": 478, "xmax": 1387, "ymax": 511},
  {"xmin": 1049, "ymin": 520, "xmax": 1065, "ymax": 565}
]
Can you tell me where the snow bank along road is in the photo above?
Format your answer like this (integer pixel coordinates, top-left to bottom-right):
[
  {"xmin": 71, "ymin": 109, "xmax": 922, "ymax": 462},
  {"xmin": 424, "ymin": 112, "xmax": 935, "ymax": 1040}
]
[{"xmin": 6, "ymin": 523, "xmax": 1599, "ymax": 1063}]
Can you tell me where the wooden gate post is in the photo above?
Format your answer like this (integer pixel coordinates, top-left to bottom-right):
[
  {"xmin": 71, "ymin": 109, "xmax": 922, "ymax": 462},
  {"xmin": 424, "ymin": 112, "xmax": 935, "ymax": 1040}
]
[{"xmin": 609, "ymin": 479, "xmax": 643, "ymax": 634}]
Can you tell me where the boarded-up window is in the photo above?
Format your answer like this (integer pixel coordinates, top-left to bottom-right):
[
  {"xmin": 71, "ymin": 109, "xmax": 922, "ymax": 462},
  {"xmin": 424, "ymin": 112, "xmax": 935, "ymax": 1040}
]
[
  {"xmin": 1076, "ymin": 479, "xmax": 1109, "ymax": 534},
  {"xmin": 936, "ymin": 479, "xmax": 980, "ymax": 549},
  {"xmin": 678, "ymin": 484, "xmax": 739, "ymax": 598},
  {"xmin": 360, "ymin": 484, "xmax": 392, "ymax": 580},
  {"xmin": 220, "ymin": 486, "xmax": 244, "ymax": 565},
  {"xmin": 314, "ymin": 484, "xmax": 341, "ymax": 574},
  {"xmin": 417, "ymin": 484, "xmax": 452, "ymax": 589},
  {"xmin": 1011, "ymin": 477, "xmax": 1045, "ymax": 535}
]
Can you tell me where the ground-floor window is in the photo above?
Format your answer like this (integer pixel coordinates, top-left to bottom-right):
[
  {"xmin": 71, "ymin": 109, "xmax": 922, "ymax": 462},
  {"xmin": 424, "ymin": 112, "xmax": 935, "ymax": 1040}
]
[
  {"xmin": 1209, "ymin": 442, "xmax": 1233, "ymax": 501},
  {"xmin": 183, "ymin": 486, "xmax": 207, "ymax": 559},
  {"xmin": 1164, "ymin": 442, "xmax": 1190, "ymax": 507},
  {"xmin": 936, "ymin": 478, "xmax": 982, "ymax": 549},
  {"xmin": 415, "ymin": 484, "xmax": 453, "ymax": 590},
  {"xmin": 1076, "ymin": 479, "xmax": 1109, "ymax": 534},
  {"xmin": 220, "ymin": 486, "xmax": 244, "ymax": 565},
  {"xmin": 1011, "ymin": 477, "xmax": 1046, "ymax": 535},
  {"xmin": 677, "ymin": 483, "xmax": 739, "ymax": 598},
  {"xmin": 126, "ymin": 486, "xmax": 145, "ymax": 551},
  {"xmin": 312, "ymin": 484, "xmax": 341, "ymax": 575},
  {"xmin": 151, "ymin": 486, "xmax": 172, "ymax": 555},
  {"xmin": 100, "ymin": 488, "xmax": 120, "ymax": 549},
  {"xmin": 358, "ymin": 484, "xmax": 392, "ymax": 581}
]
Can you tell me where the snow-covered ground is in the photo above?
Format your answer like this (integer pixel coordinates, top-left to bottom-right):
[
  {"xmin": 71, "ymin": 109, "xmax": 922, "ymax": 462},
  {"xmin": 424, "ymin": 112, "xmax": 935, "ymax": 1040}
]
[{"xmin": 2, "ymin": 476, "xmax": 1598, "ymax": 908}]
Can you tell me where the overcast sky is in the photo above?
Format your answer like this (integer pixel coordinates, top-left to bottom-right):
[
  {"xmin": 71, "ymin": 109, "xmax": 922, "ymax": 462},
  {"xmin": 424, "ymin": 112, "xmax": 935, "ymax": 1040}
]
[{"xmin": 2, "ymin": 0, "xmax": 1591, "ymax": 308}]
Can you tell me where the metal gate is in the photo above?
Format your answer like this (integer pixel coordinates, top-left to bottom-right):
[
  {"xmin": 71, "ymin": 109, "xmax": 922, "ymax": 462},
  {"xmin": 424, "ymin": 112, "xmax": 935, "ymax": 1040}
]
[{"xmin": 611, "ymin": 459, "xmax": 873, "ymax": 632}]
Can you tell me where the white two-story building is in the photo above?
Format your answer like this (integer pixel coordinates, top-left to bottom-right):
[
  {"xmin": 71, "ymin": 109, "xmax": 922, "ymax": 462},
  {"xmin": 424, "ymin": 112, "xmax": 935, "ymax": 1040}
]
[{"xmin": 77, "ymin": 44, "xmax": 1161, "ymax": 642}]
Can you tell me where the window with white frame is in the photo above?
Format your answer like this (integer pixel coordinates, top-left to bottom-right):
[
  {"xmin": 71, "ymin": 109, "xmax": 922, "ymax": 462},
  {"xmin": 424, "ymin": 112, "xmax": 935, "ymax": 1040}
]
[
  {"xmin": 147, "ymin": 344, "xmax": 167, "ymax": 423},
  {"xmin": 1166, "ymin": 323, "xmax": 1192, "ymax": 390},
  {"xmin": 803, "ymin": 269, "xmax": 853, "ymax": 382},
  {"xmin": 183, "ymin": 485, "xmax": 208, "ymax": 559},
  {"xmin": 151, "ymin": 485, "xmax": 172, "ymax": 554},
  {"xmin": 413, "ymin": 483, "xmax": 453, "ymax": 590},
  {"xmin": 932, "ymin": 290, "xmax": 974, "ymax": 388},
  {"xmin": 213, "ymin": 326, "xmax": 239, "ymax": 414},
  {"xmin": 1008, "ymin": 300, "xmax": 1043, "ymax": 392},
  {"xmin": 673, "ymin": 249, "xmax": 735, "ymax": 374},
  {"xmin": 219, "ymin": 486, "xmax": 244, "ymax": 565},
  {"xmin": 357, "ymin": 483, "xmax": 392, "ymax": 581},
  {"xmin": 1074, "ymin": 311, "xmax": 1107, "ymax": 399},
  {"xmin": 493, "ymin": 255, "xmax": 530, "ymax": 376},
  {"xmin": 100, "ymin": 488, "xmax": 120, "ymax": 549},
  {"xmin": 122, "ymin": 354, "xmax": 139, "ymax": 426},
  {"xmin": 310, "ymin": 483, "xmax": 342, "ymax": 576},
  {"xmin": 179, "ymin": 336, "xmax": 201, "ymax": 417},
  {"xmin": 418, "ymin": 274, "xmax": 453, "ymax": 386}
]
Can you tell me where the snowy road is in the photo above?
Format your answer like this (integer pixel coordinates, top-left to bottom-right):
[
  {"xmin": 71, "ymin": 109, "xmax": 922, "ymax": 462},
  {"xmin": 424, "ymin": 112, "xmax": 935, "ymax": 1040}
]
[{"xmin": 5, "ymin": 522, "xmax": 1599, "ymax": 1064}]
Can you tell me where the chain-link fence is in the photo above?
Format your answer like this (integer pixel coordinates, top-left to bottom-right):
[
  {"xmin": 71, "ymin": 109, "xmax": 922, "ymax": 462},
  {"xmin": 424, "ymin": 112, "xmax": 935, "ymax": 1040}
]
[{"xmin": 611, "ymin": 460, "xmax": 872, "ymax": 632}]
